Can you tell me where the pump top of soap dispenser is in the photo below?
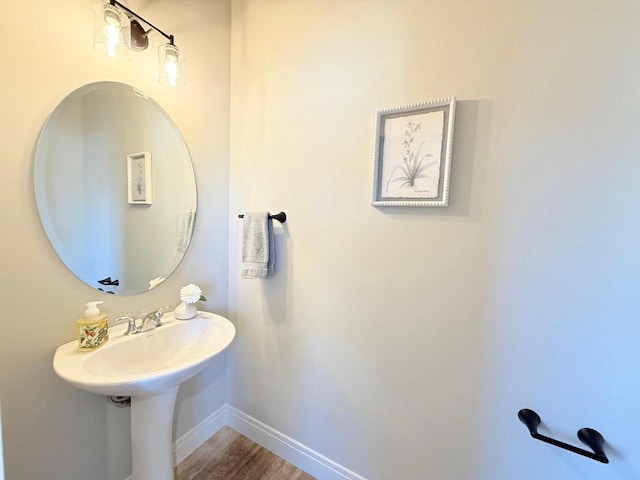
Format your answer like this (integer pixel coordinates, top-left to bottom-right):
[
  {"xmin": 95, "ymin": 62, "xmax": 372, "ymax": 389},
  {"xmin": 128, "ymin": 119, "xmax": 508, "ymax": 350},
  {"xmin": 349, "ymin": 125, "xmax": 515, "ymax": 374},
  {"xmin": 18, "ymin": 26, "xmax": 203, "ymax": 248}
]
[{"xmin": 84, "ymin": 301, "xmax": 104, "ymax": 318}]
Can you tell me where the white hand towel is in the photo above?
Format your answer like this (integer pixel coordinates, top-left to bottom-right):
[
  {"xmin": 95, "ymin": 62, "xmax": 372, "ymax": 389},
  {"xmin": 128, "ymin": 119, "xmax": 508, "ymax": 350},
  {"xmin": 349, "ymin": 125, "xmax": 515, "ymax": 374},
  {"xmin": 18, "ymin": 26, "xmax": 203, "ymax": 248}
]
[
  {"xmin": 176, "ymin": 209, "xmax": 195, "ymax": 254},
  {"xmin": 241, "ymin": 212, "xmax": 275, "ymax": 279}
]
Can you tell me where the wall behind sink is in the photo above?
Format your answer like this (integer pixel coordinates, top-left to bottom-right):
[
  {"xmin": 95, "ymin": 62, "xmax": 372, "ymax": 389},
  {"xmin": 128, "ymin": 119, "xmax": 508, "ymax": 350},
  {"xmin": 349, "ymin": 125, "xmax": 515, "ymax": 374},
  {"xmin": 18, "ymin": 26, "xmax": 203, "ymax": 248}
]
[{"xmin": 0, "ymin": 1, "xmax": 230, "ymax": 479}]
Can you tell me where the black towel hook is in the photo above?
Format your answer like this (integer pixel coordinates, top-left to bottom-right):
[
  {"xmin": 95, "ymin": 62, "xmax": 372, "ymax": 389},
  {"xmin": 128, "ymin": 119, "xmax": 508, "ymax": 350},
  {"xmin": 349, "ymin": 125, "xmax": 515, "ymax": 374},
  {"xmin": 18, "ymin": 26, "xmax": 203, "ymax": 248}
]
[
  {"xmin": 518, "ymin": 409, "xmax": 608, "ymax": 464},
  {"xmin": 238, "ymin": 211, "xmax": 287, "ymax": 223}
]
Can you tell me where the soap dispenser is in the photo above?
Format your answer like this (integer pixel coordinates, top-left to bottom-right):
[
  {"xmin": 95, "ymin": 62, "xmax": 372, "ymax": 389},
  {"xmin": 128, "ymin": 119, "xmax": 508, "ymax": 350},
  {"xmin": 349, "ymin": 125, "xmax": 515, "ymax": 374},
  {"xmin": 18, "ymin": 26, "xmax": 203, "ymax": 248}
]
[{"xmin": 77, "ymin": 301, "xmax": 109, "ymax": 351}]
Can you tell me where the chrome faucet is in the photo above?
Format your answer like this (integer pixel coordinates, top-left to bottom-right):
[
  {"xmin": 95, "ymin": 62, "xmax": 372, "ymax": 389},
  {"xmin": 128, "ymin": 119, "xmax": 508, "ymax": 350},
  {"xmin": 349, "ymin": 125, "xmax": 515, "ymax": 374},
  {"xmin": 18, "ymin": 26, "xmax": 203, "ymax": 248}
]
[{"xmin": 112, "ymin": 305, "xmax": 173, "ymax": 335}]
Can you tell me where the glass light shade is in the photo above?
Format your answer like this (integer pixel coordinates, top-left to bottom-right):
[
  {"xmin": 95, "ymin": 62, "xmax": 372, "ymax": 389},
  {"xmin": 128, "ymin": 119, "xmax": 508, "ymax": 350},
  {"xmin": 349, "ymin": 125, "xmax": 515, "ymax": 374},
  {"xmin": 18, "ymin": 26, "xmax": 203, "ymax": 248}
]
[
  {"xmin": 93, "ymin": 3, "xmax": 130, "ymax": 62},
  {"xmin": 158, "ymin": 43, "xmax": 186, "ymax": 87}
]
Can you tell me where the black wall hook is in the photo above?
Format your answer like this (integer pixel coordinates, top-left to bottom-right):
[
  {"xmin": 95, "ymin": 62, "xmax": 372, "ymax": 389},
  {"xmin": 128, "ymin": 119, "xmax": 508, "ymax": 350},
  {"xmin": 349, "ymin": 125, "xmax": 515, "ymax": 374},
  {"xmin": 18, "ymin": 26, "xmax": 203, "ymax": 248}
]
[{"xmin": 518, "ymin": 409, "xmax": 608, "ymax": 464}]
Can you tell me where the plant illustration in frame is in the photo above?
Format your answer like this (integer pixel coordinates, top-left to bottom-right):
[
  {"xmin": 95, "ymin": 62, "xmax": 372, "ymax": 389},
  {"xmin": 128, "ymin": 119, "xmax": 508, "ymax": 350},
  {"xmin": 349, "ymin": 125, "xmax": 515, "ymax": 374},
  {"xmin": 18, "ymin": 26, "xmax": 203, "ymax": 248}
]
[
  {"xmin": 371, "ymin": 97, "xmax": 456, "ymax": 207},
  {"xmin": 127, "ymin": 152, "xmax": 153, "ymax": 205},
  {"xmin": 131, "ymin": 157, "xmax": 146, "ymax": 201}
]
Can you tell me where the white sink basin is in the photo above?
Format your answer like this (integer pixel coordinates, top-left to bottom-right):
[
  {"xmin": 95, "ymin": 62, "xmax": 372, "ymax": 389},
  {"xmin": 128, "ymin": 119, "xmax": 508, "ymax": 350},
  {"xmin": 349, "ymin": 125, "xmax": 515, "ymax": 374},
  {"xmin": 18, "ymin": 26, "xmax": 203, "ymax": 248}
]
[
  {"xmin": 52, "ymin": 311, "xmax": 235, "ymax": 480},
  {"xmin": 54, "ymin": 311, "xmax": 235, "ymax": 396}
]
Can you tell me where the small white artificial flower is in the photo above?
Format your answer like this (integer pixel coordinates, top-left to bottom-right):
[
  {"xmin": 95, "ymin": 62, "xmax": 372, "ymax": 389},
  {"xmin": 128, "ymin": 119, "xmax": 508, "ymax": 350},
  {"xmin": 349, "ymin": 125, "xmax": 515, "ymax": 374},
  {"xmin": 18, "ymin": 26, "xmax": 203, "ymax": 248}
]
[{"xmin": 180, "ymin": 284, "xmax": 206, "ymax": 304}]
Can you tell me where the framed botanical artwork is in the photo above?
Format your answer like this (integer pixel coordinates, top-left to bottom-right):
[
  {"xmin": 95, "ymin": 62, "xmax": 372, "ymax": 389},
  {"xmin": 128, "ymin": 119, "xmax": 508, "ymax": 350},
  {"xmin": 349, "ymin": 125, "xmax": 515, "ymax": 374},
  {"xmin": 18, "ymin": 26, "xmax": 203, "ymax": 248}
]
[
  {"xmin": 127, "ymin": 152, "xmax": 153, "ymax": 205},
  {"xmin": 371, "ymin": 97, "xmax": 456, "ymax": 207}
]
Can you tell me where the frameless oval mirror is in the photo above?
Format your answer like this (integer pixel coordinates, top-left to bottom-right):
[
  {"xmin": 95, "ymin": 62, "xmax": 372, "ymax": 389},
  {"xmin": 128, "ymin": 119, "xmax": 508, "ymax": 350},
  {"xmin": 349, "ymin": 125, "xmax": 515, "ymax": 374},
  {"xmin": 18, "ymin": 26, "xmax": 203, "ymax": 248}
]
[{"xmin": 34, "ymin": 81, "xmax": 196, "ymax": 295}]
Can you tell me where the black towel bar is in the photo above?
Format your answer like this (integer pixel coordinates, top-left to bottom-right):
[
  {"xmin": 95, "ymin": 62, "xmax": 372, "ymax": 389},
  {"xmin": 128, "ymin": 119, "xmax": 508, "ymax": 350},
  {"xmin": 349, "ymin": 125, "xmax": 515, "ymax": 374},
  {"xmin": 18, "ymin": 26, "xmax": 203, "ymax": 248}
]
[
  {"xmin": 238, "ymin": 211, "xmax": 287, "ymax": 223},
  {"xmin": 518, "ymin": 409, "xmax": 608, "ymax": 464}
]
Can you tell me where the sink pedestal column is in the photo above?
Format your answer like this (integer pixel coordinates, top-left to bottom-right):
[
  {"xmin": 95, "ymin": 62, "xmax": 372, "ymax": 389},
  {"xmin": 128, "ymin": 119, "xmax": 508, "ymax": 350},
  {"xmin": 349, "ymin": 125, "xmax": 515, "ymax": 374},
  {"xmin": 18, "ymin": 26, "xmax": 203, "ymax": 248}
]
[{"xmin": 131, "ymin": 386, "xmax": 179, "ymax": 480}]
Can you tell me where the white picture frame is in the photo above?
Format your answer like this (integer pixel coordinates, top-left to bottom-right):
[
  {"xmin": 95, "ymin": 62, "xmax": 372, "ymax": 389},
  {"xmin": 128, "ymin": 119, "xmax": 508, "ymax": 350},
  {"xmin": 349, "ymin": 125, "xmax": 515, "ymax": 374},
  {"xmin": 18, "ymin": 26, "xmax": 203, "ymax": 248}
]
[
  {"xmin": 127, "ymin": 152, "xmax": 152, "ymax": 205},
  {"xmin": 371, "ymin": 97, "xmax": 456, "ymax": 207}
]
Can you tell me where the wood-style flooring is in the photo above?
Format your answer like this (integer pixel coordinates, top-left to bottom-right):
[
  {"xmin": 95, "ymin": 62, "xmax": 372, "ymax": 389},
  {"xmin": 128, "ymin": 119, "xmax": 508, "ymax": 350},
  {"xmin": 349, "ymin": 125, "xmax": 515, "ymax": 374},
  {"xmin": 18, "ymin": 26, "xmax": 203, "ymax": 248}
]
[{"xmin": 175, "ymin": 426, "xmax": 316, "ymax": 480}]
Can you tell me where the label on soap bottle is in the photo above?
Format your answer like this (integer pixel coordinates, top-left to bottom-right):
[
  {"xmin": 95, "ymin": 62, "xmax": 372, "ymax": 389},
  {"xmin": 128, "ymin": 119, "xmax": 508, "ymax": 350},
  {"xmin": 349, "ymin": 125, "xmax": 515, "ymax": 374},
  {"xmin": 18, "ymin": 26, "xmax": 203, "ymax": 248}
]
[{"xmin": 77, "ymin": 318, "xmax": 109, "ymax": 351}]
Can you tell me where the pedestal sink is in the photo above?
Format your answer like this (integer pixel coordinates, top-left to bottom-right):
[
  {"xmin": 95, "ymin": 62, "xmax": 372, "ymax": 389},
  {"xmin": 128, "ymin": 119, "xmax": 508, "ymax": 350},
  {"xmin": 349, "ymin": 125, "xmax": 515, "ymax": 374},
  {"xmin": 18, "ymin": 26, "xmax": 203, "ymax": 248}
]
[{"xmin": 53, "ymin": 311, "xmax": 235, "ymax": 480}]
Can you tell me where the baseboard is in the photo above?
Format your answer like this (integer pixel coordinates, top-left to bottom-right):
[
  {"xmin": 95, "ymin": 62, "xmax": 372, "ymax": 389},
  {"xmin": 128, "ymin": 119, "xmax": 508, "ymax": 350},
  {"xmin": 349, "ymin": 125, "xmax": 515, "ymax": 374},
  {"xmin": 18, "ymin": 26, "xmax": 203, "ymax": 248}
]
[
  {"xmin": 225, "ymin": 405, "xmax": 367, "ymax": 480},
  {"xmin": 174, "ymin": 403, "xmax": 228, "ymax": 464},
  {"xmin": 123, "ymin": 403, "xmax": 366, "ymax": 480}
]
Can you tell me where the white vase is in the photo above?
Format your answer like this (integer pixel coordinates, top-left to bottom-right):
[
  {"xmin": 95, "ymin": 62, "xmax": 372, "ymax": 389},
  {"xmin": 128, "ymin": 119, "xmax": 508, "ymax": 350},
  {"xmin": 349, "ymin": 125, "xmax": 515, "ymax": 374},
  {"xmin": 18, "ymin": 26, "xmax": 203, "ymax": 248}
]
[{"xmin": 174, "ymin": 301, "xmax": 197, "ymax": 320}]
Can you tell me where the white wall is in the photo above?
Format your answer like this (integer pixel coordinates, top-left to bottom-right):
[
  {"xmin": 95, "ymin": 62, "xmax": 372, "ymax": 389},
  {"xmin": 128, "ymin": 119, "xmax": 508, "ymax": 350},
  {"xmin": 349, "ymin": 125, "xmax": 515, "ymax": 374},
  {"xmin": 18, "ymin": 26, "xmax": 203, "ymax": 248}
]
[
  {"xmin": 228, "ymin": 1, "xmax": 640, "ymax": 479},
  {"xmin": 0, "ymin": 1, "xmax": 230, "ymax": 479}
]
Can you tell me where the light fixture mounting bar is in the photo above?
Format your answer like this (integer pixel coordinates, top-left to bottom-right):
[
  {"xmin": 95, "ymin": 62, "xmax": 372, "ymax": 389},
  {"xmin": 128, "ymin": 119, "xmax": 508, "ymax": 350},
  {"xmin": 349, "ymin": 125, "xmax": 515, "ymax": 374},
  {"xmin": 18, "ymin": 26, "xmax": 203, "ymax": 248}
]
[{"xmin": 109, "ymin": 0, "xmax": 175, "ymax": 45}]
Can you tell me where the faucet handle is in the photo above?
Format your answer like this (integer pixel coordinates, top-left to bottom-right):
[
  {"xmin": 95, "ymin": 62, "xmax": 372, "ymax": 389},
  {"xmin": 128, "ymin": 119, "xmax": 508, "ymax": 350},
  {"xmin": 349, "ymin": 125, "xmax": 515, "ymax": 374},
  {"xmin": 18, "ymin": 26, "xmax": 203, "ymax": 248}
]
[
  {"xmin": 111, "ymin": 315, "xmax": 138, "ymax": 335},
  {"xmin": 145, "ymin": 305, "xmax": 173, "ymax": 327}
]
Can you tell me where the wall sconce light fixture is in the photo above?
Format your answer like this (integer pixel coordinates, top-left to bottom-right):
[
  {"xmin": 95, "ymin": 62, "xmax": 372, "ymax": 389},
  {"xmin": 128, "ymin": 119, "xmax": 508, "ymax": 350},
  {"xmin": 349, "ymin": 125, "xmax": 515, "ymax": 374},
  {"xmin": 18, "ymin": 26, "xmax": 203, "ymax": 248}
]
[{"xmin": 93, "ymin": 0, "xmax": 186, "ymax": 87}]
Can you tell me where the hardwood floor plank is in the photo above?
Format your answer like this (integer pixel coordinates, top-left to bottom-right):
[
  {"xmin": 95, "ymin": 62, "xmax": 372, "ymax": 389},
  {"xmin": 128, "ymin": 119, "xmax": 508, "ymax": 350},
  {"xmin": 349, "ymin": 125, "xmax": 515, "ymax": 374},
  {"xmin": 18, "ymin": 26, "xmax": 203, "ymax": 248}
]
[{"xmin": 176, "ymin": 426, "xmax": 315, "ymax": 480}]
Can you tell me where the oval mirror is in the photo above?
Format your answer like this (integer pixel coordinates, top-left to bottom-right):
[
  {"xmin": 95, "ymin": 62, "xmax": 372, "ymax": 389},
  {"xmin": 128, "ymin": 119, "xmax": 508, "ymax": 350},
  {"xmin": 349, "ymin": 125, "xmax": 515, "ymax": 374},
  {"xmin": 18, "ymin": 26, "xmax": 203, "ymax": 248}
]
[{"xmin": 34, "ymin": 82, "xmax": 197, "ymax": 295}]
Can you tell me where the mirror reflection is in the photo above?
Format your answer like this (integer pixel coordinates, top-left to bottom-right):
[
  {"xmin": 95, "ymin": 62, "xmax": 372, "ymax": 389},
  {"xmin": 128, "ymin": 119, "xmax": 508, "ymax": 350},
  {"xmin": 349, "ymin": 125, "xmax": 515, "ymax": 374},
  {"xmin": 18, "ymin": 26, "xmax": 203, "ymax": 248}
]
[{"xmin": 34, "ymin": 82, "xmax": 197, "ymax": 295}]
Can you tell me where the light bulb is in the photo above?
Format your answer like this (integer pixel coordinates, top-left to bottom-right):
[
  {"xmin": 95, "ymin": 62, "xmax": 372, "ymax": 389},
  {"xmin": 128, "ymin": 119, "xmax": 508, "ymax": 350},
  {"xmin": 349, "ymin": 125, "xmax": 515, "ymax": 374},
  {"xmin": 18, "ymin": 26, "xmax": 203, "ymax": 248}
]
[
  {"xmin": 158, "ymin": 43, "xmax": 185, "ymax": 87},
  {"xmin": 105, "ymin": 23, "xmax": 122, "ymax": 58},
  {"xmin": 93, "ymin": 2, "xmax": 130, "ymax": 62},
  {"xmin": 164, "ymin": 59, "xmax": 178, "ymax": 86}
]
